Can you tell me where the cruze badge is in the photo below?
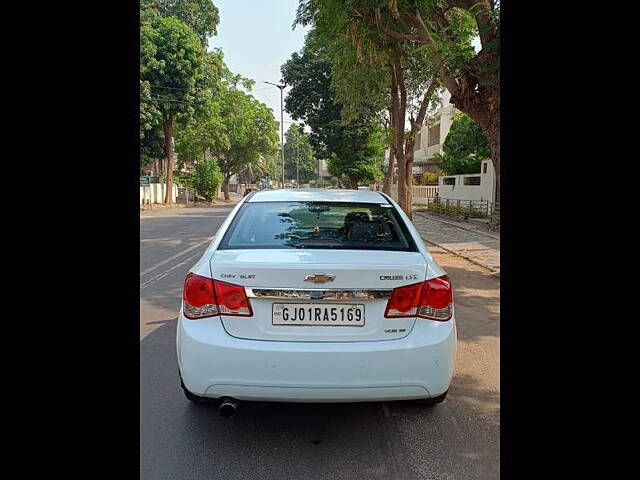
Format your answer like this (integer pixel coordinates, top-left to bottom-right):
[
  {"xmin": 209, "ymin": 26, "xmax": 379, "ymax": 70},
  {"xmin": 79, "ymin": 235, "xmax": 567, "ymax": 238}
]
[{"xmin": 304, "ymin": 273, "xmax": 335, "ymax": 283}]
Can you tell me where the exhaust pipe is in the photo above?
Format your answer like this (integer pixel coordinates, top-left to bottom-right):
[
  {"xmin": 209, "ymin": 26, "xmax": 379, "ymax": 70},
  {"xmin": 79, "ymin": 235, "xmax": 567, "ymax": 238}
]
[{"xmin": 219, "ymin": 397, "xmax": 238, "ymax": 418}]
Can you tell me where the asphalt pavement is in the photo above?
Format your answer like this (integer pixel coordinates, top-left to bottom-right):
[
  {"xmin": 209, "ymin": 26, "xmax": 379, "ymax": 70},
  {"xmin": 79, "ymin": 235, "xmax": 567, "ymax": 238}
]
[{"xmin": 140, "ymin": 206, "xmax": 500, "ymax": 480}]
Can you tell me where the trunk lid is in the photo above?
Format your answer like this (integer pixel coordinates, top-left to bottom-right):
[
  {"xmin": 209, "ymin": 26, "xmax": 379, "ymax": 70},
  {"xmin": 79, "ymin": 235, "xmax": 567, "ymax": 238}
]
[{"xmin": 210, "ymin": 249, "xmax": 427, "ymax": 342}]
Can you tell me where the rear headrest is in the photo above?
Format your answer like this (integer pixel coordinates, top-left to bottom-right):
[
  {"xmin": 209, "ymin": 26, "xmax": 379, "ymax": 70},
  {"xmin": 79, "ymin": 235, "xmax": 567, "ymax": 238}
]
[
  {"xmin": 348, "ymin": 220, "xmax": 380, "ymax": 241},
  {"xmin": 344, "ymin": 211, "xmax": 369, "ymax": 224}
]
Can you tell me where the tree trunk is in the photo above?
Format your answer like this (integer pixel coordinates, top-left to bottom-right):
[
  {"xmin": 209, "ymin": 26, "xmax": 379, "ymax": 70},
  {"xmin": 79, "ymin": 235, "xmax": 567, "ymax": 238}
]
[
  {"xmin": 382, "ymin": 145, "xmax": 395, "ymax": 195},
  {"xmin": 405, "ymin": 149, "xmax": 414, "ymax": 218},
  {"xmin": 163, "ymin": 113, "xmax": 175, "ymax": 204},
  {"xmin": 222, "ymin": 173, "xmax": 231, "ymax": 201},
  {"xmin": 391, "ymin": 58, "xmax": 409, "ymax": 214},
  {"xmin": 399, "ymin": 7, "xmax": 500, "ymax": 209},
  {"xmin": 486, "ymin": 119, "xmax": 500, "ymax": 209},
  {"xmin": 449, "ymin": 87, "xmax": 500, "ymax": 207},
  {"xmin": 382, "ymin": 103, "xmax": 395, "ymax": 195}
]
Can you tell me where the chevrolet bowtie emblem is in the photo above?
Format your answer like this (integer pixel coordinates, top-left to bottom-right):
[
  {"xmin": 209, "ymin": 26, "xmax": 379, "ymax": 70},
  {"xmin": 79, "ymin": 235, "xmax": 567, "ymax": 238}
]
[{"xmin": 304, "ymin": 273, "xmax": 335, "ymax": 283}]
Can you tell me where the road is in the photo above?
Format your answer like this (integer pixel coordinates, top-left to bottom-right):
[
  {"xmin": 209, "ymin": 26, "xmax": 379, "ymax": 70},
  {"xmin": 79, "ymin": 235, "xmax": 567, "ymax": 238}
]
[{"xmin": 140, "ymin": 206, "xmax": 500, "ymax": 480}]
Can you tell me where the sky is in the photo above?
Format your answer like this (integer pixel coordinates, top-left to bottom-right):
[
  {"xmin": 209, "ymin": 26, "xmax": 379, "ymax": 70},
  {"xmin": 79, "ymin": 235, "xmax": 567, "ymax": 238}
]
[{"xmin": 208, "ymin": 0, "xmax": 310, "ymax": 141}]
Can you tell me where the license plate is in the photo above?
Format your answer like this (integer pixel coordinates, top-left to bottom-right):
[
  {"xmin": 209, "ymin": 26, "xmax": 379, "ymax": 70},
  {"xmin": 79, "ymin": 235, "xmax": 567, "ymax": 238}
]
[{"xmin": 272, "ymin": 303, "xmax": 365, "ymax": 326}]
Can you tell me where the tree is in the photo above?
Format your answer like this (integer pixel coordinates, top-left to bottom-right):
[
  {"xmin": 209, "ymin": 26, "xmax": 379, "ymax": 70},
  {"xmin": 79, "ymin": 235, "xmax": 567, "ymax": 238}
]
[
  {"xmin": 294, "ymin": 3, "xmax": 442, "ymax": 217},
  {"xmin": 169, "ymin": 49, "xmax": 276, "ymax": 199},
  {"xmin": 142, "ymin": 0, "xmax": 220, "ymax": 46},
  {"xmin": 192, "ymin": 159, "xmax": 223, "ymax": 201},
  {"xmin": 304, "ymin": 0, "xmax": 501, "ymax": 204},
  {"xmin": 214, "ymin": 85, "xmax": 279, "ymax": 199},
  {"xmin": 140, "ymin": 10, "xmax": 204, "ymax": 203},
  {"xmin": 262, "ymin": 151, "xmax": 282, "ymax": 185},
  {"xmin": 326, "ymin": 123, "xmax": 384, "ymax": 188},
  {"xmin": 437, "ymin": 113, "xmax": 489, "ymax": 174},
  {"xmin": 281, "ymin": 34, "xmax": 384, "ymax": 189},
  {"xmin": 141, "ymin": 125, "xmax": 165, "ymax": 173},
  {"xmin": 283, "ymin": 124, "xmax": 316, "ymax": 184}
]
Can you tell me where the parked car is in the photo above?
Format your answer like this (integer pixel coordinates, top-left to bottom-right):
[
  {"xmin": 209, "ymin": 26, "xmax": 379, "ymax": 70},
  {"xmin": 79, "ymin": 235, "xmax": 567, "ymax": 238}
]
[{"xmin": 177, "ymin": 188, "xmax": 456, "ymax": 416}]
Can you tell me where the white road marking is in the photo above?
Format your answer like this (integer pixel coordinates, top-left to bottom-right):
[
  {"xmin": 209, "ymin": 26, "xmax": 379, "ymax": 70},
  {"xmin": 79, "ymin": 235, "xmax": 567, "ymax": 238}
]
[
  {"xmin": 140, "ymin": 252, "xmax": 202, "ymax": 290},
  {"xmin": 140, "ymin": 239, "xmax": 213, "ymax": 277}
]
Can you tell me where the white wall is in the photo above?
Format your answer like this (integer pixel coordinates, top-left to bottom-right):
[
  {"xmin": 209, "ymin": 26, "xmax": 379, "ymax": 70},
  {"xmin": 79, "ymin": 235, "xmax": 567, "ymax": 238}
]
[
  {"xmin": 414, "ymin": 89, "xmax": 459, "ymax": 170},
  {"xmin": 140, "ymin": 183, "xmax": 178, "ymax": 205},
  {"xmin": 390, "ymin": 185, "xmax": 439, "ymax": 205},
  {"xmin": 438, "ymin": 160, "xmax": 495, "ymax": 203}
]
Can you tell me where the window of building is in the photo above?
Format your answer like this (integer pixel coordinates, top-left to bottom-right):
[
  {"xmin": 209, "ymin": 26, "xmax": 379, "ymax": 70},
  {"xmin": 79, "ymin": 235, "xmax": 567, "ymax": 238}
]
[
  {"xmin": 428, "ymin": 124, "xmax": 441, "ymax": 146},
  {"xmin": 483, "ymin": 162, "xmax": 488, "ymax": 174},
  {"xmin": 442, "ymin": 177, "xmax": 455, "ymax": 186},
  {"xmin": 463, "ymin": 176, "xmax": 481, "ymax": 186}
]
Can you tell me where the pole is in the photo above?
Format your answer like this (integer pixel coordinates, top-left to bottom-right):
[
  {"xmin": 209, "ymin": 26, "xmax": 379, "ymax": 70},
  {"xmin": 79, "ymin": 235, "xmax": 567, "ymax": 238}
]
[
  {"xmin": 296, "ymin": 134, "xmax": 299, "ymax": 188},
  {"xmin": 280, "ymin": 86, "xmax": 284, "ymax": 188},
  {"xmin": 263, "ymin": 81, "xmax": 286, "ymax": 189}
]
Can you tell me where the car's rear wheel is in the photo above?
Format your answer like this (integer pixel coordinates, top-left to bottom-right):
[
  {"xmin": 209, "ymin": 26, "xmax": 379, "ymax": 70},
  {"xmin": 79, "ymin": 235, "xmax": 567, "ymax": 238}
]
[{"xmin": 410, "ymin": 390, "xmax": 448, "ymax": 406}]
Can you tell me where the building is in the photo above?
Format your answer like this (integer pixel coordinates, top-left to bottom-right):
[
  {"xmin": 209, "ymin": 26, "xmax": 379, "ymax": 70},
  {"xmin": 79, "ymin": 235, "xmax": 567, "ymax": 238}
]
[
  {"xmin": 412, "ymin": 89, "xmax": 461, "ymax": 175},
  {"xmin": 317, "ymin": 158, "xmax": 331, "ymax": 181}
]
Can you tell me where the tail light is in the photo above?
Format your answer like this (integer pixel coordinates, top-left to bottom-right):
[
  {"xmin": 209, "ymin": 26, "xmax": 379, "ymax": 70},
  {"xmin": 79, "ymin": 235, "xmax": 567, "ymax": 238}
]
[
  {"xmin": 384, "ymin": 275, "xmax": 453, "ymax": 321},
  {"xmin": 182, "ymin": 273, "xmax": 252, "ymax": 319},
  {"xmin": 213, "ymin": 280, "xmax": 253, "ymax": 316}
]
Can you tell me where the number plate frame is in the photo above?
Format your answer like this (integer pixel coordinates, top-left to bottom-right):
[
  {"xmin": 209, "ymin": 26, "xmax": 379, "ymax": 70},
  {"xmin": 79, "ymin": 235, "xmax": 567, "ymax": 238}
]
[{"xmin": 272, "ymin": 303, "xmax": 365, "ymax": 327}]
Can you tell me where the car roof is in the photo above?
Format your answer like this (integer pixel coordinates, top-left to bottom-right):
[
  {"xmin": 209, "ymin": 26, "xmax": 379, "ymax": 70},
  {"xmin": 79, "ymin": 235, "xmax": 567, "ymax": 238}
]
[{"xmin": 246, "ymin": 188, "xmax": 388, "ymax": 204}]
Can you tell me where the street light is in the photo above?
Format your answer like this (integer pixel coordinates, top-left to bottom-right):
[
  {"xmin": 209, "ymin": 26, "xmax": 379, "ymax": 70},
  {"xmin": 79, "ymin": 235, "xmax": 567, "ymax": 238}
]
[{"xmin": 263, "ymin": 81, "xmax": 286, "ymax": 188}]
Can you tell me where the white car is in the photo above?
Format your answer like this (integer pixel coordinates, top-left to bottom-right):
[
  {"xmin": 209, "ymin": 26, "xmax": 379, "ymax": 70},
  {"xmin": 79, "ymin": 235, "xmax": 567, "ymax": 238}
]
[{"xmin": 177, "ymin": 189, "xmax": 456, "ymax": 416}]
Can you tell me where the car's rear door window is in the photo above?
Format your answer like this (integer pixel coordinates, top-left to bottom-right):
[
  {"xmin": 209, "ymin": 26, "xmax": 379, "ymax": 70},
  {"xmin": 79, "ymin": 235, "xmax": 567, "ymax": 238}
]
[{"xmin": 218, "ymin": 201, "xmax": 417, "ymax": 251}]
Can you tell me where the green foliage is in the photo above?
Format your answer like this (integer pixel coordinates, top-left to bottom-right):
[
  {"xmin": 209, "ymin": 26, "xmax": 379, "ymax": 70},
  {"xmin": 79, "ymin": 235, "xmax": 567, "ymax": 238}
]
[
  {"xmin": 215, "ymin": 84, "xmax": 280, "ymax": 181},
  {"xmin": 281, "ymin": 34, "xmax": 383, "ymax": 188},
  {"xmin": 192, "ymin": 159, "xmax": 223, "ymax": 201},
  {"xmin": 297, "ymin": 2, "xmax": 441, "ymax": 126},
  {"xmin": 283, "ymin": 124, "xmax": 316, "ymax": 183},
  {"xmin": 326, "ymin": 122, "xmax": 384, "ymax": 187},
  {"xmin": 140, "ymin": 80, "xmax": 161, "ymax": 138},
  {"xmin": 415, "ymin": 172, "xmax": 439, "ymax": 185},
  {"xmin": 295, "ymin": 0, "xmax": 500, "ymax": 182},
  {"xmin": 172, "ymin": 169, "xmax": 194, "ymax": 188},
  {"xmin": 140, "ymin": 10, "xmax": 204, "ymax": 119},
  {"xmin": 184, "ymin": 50, "xmax": 225, "ymax": 125},
  {"xmin": 164, "ymin": 43, "xmax": 277, "ymax": 190},
  {"xmin": 141, "ymin": 125, "xmax": 165, "ymax": 167},
  {"xmin": 437, "ymin": 113, "xmax": 489, "ymax": 175},
  {"xmin": 175, "ymin": 98, "xmax": 226, "ymax": 166},
  {"xmin": 426, "ymin": 201, "xmax": 488, "ymax": 219},
  {"xmin": 142, "ymin": 0, "xmax": 220, "ymax": 46}
]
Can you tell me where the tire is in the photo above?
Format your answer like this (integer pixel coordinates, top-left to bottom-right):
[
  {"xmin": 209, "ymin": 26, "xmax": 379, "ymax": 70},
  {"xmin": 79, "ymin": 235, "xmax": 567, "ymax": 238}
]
[
  {"xmin": 409, "ymin": 390, "xmax": 448, "ymax": 406},
  {"xmin": 180, "ymin": 377, "xmax": 213, "ymax": 404}
]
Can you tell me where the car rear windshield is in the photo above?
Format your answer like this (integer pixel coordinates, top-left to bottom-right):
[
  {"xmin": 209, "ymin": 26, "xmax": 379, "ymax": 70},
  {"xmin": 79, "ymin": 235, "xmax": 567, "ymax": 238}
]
[{"xmin": 218, "ymin": 201, "xmax": 418, "ymax": 251}]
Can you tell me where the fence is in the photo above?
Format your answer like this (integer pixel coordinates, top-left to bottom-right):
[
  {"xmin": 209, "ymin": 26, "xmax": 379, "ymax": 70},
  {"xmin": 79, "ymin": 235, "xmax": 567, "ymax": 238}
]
[
  {"xmin": 140, "ymin": 183, "xmax": 178, "ymax": 205},
  {"xmin": 390, "ymin": 185, "xmax": 439, "ymax": 205},
  {"xmin": 423, "ymin": 197, "xmax": 494, "ymax": 218},
  {"xmin": 438, "ymin": 161, "xmax": 496, "ymax": 204}
]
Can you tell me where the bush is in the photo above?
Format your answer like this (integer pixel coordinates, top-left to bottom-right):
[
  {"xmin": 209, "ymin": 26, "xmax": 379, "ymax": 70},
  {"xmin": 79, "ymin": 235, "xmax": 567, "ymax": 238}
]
[
  {"xmin": 192, "ymin": 160, "xmax": 223, "ymax": 202},
  {"xmin": 426, "ymin": 200, "xmax": 488, "ymax": 219},
  {"xmin": 173, "ymin": 170, "xmax": 194, "ymax": 189},
  {"xmin": 415, "ymin": 172, "xmax": 439, "ymax": 185}
]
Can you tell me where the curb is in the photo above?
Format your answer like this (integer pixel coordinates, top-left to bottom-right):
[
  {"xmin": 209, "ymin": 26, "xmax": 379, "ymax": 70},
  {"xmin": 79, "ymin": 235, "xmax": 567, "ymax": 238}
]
[
  {"xmin": 420, "ymin": 235, "xmax": 500, "ymax": 277},
  {"xmin": 414, "ymin": 212, "xmax": 500, "ymax": 240},
  {"xmin": 140, "ymin": 201, "xmax": 238, "ymax": 213}
]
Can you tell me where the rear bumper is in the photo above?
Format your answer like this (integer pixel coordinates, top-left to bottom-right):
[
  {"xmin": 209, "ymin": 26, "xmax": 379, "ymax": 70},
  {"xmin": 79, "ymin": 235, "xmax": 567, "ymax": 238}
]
[{"xmin": 177, "ymin": 312, "xmax": 456, "ymax": 402}]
